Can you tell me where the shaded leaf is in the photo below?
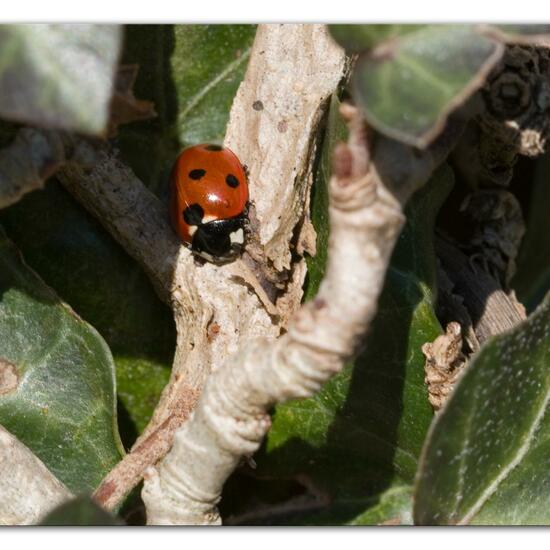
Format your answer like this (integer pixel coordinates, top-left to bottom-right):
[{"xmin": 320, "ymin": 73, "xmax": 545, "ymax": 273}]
[
  {"xmin": 234, "ymin": 97, "xmax": 453, "ymax": 524},
  {"xmin": 0, "ymin": 24, "xmax": 122, "ymax": 135},
  {"xmin": 40, "ymin": 495, "xmax": 122, "ymax": 526},
  {"xmin": 303, "ymin": 486, "xmax": 414, "ymax": 526},
  {"xmin": 329, "ymin": 24, "xmax": 426, "ymax": 53},
  {"xmin": 0, "ymin": 120, "xmax": 19, "ymax": 148},
  {"xmin": 0, "ymin": 128, "xmax": 65, "ymax": 210},
  {"xmin": 353, "ymin": 25, "xmax": 503, "ymax": 148},
  {"xmin": 304, "ymin": 94, "xmax": 348, "ymax": 298},
  {"xmin": 107, "ymin": 64, "xmax": 157, "ymax": 138},
  {"xmin": 414, "ymin": 292, "xmax": 550, "ymax": 525},
  {"xmin": 512, "ymin": 153, "xmax": 550, "ymax": 313},
  {"xmin": 228, "ymin": 485, "xmax": 413, "ymax": 526},
  {"xmin": 0, "ymin": 181, "xmax": 174, "ymax": 442},
  {"xmin": 0, "ymin": 228, "xmax": 124, "ymax": 493}
]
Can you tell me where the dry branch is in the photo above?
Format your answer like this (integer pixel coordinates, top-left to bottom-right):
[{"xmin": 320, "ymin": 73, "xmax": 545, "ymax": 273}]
[
  {"xmin": 54, "ymin": 24, "xmax": 347, "ymax": 510},
  {"xmin": 0, "ymin": 425, "xmax": 72, "ymax": 525},
  {"xmin": 141, "ymin": 104, "xmax": 406, "ymax": 524}
]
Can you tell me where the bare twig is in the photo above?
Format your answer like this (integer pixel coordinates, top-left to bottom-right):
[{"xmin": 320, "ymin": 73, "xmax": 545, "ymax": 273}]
[{"xmin": 0, "ymin": 425, "xmax": 72, "ymax": 525}]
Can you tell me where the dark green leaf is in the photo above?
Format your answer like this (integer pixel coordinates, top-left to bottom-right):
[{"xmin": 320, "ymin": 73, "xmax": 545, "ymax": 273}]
[
  {"xmin": 297, "ymin": 485, "xmax": 414, "ymax": 526},
  {"xmin": 227, "ymin": 485, "xmax": 414, "ymax": 526},
  {"xmin": 40, "ymin": 495, "xmax": 122, "ymax": 526},
  {"xmin": 512, "ymin": 154, "xmax": 550, "ymax": 313},
  {"xmin": 171, "ymin": 25, "xmax": 256, "ymax": 147},
  {"xmin": 415, "ymin": 291, "xmax": 550, "ymax": 525},
  {"xmin": 0, "ymin": 25, "xmax": 122, "ymax": 135},
  {"xmin": 329, "ymin": 24, "xmax": 426, "ymax": 53},
  {"xmin": 237, "ymin": 98, "xmax": 454, "ymax": 523},
  {"xmin": 0, "ymin": 182, "xmax": 174, "ymax": 442},
  {"xmin": 353, "ymin": 25, "xmax": 503, "ymax": 148},
  {"xmin": 0, "ymin": 228, "xmax": 123, "ymax": 493},
  {"xmin": 304, "ymin": 94, "xmax": 348, "ymax": 299}
]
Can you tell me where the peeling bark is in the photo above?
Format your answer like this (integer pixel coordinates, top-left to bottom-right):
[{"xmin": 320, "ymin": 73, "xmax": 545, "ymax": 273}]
[{"xmin": 225, "ymin": 23, "xmax": 348, "ymax": 322}]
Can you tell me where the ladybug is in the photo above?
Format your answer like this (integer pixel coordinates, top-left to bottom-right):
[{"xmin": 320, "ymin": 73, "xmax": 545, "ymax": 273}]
[{"xmin": 170, "ymin": 143, "xmax": 249, "ymax": 263}]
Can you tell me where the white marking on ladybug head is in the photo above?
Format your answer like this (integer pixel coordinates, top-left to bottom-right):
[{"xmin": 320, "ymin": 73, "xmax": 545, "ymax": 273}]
[
  {"xmin": 230, "ymin": 228, "xmax": 244, "ymax": 245},
  {"xmin": 188, "ymin": 226, "xmax": 197, "ymax": 236},
  {"xmin": 202, "ymin": 215, "xmax": 217, "ymax": 224}
]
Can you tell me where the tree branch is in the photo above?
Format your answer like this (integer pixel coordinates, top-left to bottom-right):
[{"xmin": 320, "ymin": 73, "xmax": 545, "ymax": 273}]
[
  {"xmin": 0, "ymin": 425, "xmax": 72, "ymax": 525},
  {"xmin": 140, "ymin": 104, "xmax": 407, "ymax": 524},
  {"xmin": 54, "ymin": 24, "xmax": 347, "ymax": 510}
]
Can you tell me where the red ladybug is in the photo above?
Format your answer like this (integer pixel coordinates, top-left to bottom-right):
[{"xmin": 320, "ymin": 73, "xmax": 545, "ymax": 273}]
[{"xmin": 170, "ymin": 144, "xmax": 249, "ymax": 263}]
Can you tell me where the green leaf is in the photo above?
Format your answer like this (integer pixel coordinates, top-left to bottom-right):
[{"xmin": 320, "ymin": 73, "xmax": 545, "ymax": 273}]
[
  {"xmin": 239, "ymin": 103, "xmax": 454, "ymax": 523},
  {"xmin": 172, "ymin": 25, "xmax": 256, "ymax": 147},
  {"xmin": 0, "ymin": 25, "xmax": 122, "ymax": 135},
  {"xmin": 0, "ymin": 182, "xmax": 174, "ymax": 443},
  {"xmin": 304, "ymin": 94, "xmax": 348, "ymax": 299},
  {"xmin": 414, "ymin": 292, "xmax": 550, "ymax": 525},
  {"xmin": 512, "ymin": 154, "xmax": 550, "ymax": 313},
  {"xmin": 486, "ymin": 24, "xmax": 550, "ymax": 44},
  {"xmin": 349, "ymin": 486, "xmax": 413, "ymax": 525},
  {"xmin": 0, "ymin": 228, "xmax": 123, "ymax": 493},
  {"xmin": 117, "ymin": 24, "xmax": 256, "ymax": 191},
  {"xmin": 0, "ymin": 25, "xmax": 255, "ymax": 442},
  {"xmin": 353, "ymin": 25, "xmax": 503, "ymax": 148},
  {"xmin": 40, "ymin": 495, "xmax": 122, "ymax": 526},
  {"xmin": 227, "ymin": 485, "xmax": 414, "ymax": 526},
  {"xmin": 329, "ymin": 24, "xmax": 426, "ymax": 53}
]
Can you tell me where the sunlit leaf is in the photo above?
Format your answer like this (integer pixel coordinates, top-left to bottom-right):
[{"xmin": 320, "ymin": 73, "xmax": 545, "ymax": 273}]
[
  {"xmin": 353, "ymin": 25, "xmax": 503, "ymax": 147},
  {"xmin": 415, "ymin": 292, "xmax": 550, "ymax": 525},
  {"xmin": 329, "ymin": 24, "xmax": 426, "ymax": 53},
  {"xmin": 0, "ymin": 24, "xmax": 122, "ymax": 135}
]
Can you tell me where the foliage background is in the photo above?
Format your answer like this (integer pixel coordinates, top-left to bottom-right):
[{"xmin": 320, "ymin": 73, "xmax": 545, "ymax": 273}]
[{"xmin": 0, "ymin": 24, "xmax": 549, "ymax": 525}]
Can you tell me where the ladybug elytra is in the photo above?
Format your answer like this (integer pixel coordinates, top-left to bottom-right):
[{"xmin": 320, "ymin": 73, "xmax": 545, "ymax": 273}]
[{"xmin": 170, "ymin": 144, "xmax": 249, "ymax": 263}]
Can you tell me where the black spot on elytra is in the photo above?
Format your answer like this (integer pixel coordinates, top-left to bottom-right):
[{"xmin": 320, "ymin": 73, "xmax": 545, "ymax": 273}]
[
  {"xmin": 204, "ymin": 144, "xmax": 223, "ymax": 151},
  {"xmin": 226, "ymin": 174, "xmax": 239, "ymax": 188},
  {"xmin": 189, "ymin": 169, "xmax": 206, "ymax": 180},
  {"xmin": 183, "ymin": 203, "xmax": 204, "ymax": 226}
]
